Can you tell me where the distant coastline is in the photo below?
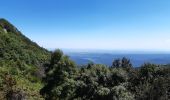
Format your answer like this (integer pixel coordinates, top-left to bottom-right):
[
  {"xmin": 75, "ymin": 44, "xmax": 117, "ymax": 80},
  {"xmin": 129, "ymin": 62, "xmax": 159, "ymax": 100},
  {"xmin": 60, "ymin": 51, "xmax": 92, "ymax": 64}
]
[
  {"xmin": 62, "ymin": 51, "xmax": 170, "ymax": 67},
  {"xmin": 48, "ymin": 48, "xmax": 170, "ymax": 54}
]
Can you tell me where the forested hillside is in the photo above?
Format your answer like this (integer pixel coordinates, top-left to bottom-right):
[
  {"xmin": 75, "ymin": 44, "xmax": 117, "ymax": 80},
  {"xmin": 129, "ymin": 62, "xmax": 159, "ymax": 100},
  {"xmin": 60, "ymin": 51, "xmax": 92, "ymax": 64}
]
[
  {"xmin": 0, "ymin": 18, "xmax": 50, "ymax": 66},
  {"xmin": 0, "ymin": 18, "xmax": 50, "ymax": 99},
  {"xmin": 0, "ymin": 19, "xmax": 169, "ymax": 100}
]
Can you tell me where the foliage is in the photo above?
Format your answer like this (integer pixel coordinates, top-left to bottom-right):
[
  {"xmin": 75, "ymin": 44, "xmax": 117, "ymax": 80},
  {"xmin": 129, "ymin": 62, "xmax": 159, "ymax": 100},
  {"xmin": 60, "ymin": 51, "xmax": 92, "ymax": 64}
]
[
  {"xmin": 40, "ymin": 50, "xmax": 77, "ymax": 100},
  {"xmin": 41, "ymin": 54, "xmax": 170, "ymax": 100},
  {"xmin": 112, "ymin": 57, "xmax": 132, "ymax": 70},
  {"xmin": 0, "ymin": 19, "xmax": 170, "ymax": 100},
  {"xmin": 0, "ymin": 19, "xmax": 50, "ymax": 66},
  {"xmin": 0, "ymin": 18, "xmax": 50, "ymax": 100}
]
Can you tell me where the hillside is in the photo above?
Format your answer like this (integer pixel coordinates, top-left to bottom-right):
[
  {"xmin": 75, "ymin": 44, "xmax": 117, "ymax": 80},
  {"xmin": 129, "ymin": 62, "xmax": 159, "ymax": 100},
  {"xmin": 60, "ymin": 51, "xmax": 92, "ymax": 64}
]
[
  {"xmin": 0, "ymin": 18, "xmax": 50, "ymax": 66},
  {"xmin": 0, "ymin": 18, "xmax": 50, "ymax": 99}
]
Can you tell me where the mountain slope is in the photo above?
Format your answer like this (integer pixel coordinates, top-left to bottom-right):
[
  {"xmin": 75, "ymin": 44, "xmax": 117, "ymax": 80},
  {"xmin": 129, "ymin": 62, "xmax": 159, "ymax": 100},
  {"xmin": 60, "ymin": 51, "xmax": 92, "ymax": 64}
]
[
  {"xmin": 0, "ymin": 18, "xmax": 50, "ymax": 99},
  {"xmin": 0, "ymin": 18, "xmax": 50, "ymax": 66}
]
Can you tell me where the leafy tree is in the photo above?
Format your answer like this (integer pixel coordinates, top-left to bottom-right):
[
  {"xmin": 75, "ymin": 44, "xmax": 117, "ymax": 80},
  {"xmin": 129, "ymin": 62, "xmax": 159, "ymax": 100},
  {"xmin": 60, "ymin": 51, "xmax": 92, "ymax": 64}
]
[
  {"xmin": 112, "ymin": 57, "xmax": 132, "ymax": 69},
  {"xmin": 40, "ymin": 50, "xmax": 77, "ymax": 100},
  {"xmin": 110, "ymin": 85, "xmax": 134, "ymax": 100},
  {"xmin": 139, "ymin": 63, "xmax": 158, "ymax": 81},
  {"xmin": 121, "ymin": 57, "xmax": 133, "ymax": 69},
  {"xmin": 112, "ymin": 59, "xmax": 121, "ymax": 68}
]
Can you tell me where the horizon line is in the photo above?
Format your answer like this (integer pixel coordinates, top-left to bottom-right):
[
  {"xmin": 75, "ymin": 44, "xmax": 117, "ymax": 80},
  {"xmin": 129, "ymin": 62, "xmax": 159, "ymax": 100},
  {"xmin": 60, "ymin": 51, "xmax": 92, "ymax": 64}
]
[{"xmin": 46, "ymin": 48, "xmax": 170, "ymax": 54}]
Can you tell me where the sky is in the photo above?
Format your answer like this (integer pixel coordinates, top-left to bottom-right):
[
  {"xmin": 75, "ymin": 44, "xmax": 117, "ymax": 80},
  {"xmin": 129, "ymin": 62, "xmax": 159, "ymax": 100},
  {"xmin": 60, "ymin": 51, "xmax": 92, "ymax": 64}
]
[{"xmin": 1, "ymin": 0, "xmax": 170, "ymax": 51}]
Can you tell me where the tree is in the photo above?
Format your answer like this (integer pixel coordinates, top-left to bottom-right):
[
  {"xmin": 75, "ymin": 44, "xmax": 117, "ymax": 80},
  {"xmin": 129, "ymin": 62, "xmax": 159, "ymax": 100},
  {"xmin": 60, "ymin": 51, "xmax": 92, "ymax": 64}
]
[
  {"xmin": 121, "ymin": 57, "xmax": 132, "ymax": 69},
  {"xmin": 112, "ymin": 59, "xmax": 121, "ymax": 68},
  {"xmin": 40, "ymin": 49, "xmax": 77, "ymax": 100},
  {"xmin": 140, "ymin": 63, "xmax": 158, "ymax": 81},
  {"xmin": 112, "ymin": 57, "xmax": 132, "ymax": 69},
  {"xmin": 110, "ymin": 85, "xmax": 134, "ymax": 100}
]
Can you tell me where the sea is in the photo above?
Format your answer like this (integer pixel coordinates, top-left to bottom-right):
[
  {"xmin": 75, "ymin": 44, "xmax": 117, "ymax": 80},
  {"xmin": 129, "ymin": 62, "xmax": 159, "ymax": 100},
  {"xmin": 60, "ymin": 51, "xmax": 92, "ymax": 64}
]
[{"xmin": 63, "ymin": 51, "xmax": 170, "ymax": 67}]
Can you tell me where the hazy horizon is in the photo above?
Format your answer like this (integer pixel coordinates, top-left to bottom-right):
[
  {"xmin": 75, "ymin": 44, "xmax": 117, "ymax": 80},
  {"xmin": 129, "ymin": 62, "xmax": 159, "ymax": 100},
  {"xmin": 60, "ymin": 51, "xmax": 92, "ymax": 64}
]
[
  {"xmin": 1, "ymin": 0, "xmax": 170, "ymax": 51},
  {"xmin": 47, "ymin": 48, "xmax": 170, "ymax": 54}
]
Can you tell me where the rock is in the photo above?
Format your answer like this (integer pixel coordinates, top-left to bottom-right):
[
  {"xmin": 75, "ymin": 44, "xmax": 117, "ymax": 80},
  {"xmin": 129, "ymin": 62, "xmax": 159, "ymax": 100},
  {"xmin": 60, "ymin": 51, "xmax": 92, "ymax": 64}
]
[{"xmin": 3, "ymin": 28, "xmax": 7, "ymax": 33}]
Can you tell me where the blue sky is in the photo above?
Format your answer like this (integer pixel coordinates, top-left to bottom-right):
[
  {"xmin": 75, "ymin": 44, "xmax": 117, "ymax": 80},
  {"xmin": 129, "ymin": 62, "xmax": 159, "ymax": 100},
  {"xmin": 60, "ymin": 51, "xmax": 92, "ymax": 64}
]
[{"xmin": 1, "ymin": 0, "xmax": 170, "ymax": 51}]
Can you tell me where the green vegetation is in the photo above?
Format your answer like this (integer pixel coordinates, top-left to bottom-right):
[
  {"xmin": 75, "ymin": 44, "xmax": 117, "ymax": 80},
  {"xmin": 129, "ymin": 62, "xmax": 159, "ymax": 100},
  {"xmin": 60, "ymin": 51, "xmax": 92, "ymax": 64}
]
[
  {"xmin": 0, "ymin": 19, "xmax": 50, "ymax": 99},
  {"xmin": 0, "ymin": 19, "xmax": 169, "ymax": 100},
  {"xmin": 40, "ymin": 51, "xmax": 170, "ymax": 100}
]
